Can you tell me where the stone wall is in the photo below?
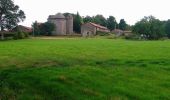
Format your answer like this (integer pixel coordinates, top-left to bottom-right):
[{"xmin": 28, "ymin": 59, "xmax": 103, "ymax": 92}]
[
  {"xmin": 81, "ymin": 23, "xmax": 96, "ymax": 37},
  {"xmin": 55, "ymin": 19, "xmax": 66, "ymax": 35},
  {"xmin": 66, "ymin": 15, "xmax": 73, "ymax": 35}
]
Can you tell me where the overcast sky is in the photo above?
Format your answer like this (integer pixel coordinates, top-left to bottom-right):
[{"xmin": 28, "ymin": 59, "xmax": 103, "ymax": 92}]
[{"xmin": 15, "ymin": 0, "xmax": 170, "ymax": 27}]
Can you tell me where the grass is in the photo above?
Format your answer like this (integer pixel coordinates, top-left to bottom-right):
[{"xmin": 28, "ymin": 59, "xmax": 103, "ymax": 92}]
[{"xmin": 0, "ymin": 38, "xmax": 170, "ymax": 100}]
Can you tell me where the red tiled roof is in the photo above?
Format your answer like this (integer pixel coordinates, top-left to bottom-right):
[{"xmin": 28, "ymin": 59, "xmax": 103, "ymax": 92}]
[
  {"xmin": 84, "ymin": 22, "xmax": 108, "ymax": 30},
  {"xmin": 18, "ymin": 25, "xmax": 32, "ymax": 30}
]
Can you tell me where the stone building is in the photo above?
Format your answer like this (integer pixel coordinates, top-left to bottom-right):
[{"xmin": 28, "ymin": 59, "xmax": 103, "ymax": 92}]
[
  {"xmin": 81, "ymin": 22, "xmax": 110, "ymax": 37},
  {"xmin": 112, "ymin": 29, "xmax": 124, "ymax": 36},
  {"xmin": 48, "ymin": 13, "xmax": 73, "ymax": 35}
]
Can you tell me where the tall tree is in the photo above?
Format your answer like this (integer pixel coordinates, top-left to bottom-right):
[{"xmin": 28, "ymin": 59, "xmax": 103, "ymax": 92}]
[
  {"xmin": 132, "ymin": 16, "xmax": 165, "ymax": 39},
  {"xmin": 106, "ymin": 16, "xmax": 117, "ymax": 31},
  {"xmin": 73, "ymin": 12, "xmax": 83, "ymax": 33},
  {"xmin": 165, "ymin": 20, "xmax": 170, "ymax": 38},
  {"xmin": 83, "ymin": 16, "xmax": 93, "ymax": 23},
  {"xmin": 39, "ymin": 22, "xmax": 55, "ymax": 36},
  {"xmin": 119, "ymin": 19, "xmax": 127, "ymax": 30},
  {"xmin": 0, "ymin": 0, "xmax": 26, "ymax": 39},
  {"xmin": 93, "ymin": 15, "xmax": 107, "ymax": 26},
  {"xmin": 32, "ymin": 21, "xmax": 40, "ymax": 36},
  {"xmin": 32, "ymin": 21, "xmax": 55, "ymax": 36}
]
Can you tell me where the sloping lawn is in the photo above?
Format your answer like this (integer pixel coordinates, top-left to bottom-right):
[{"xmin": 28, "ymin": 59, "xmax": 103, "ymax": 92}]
[{"xmin": 0, "ymin": 38, "xmax": 170, "ymax": 100}]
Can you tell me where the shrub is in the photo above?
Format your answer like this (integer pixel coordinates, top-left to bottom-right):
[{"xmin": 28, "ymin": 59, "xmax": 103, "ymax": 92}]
[
  {"xmin": 96, "ymin": 31, "xmax": 109, "ymax": 36},
  {"xmin": 13, "ymin": 32, "xmax": 19, "ymax": 40},
  {"xmin": 106, "ymin": 34, "xmax": 117, "ymax": 39},
  {"xmin": 23, "ymin": 32, "xmax": 29, "ymax": 38},
  {"xmin": 13, "ymin": 32, "xmax": 25, "ymax": 40},
  {"xmin": 125, "ymin": 34, "xmax": 140, "ymax": 40}
]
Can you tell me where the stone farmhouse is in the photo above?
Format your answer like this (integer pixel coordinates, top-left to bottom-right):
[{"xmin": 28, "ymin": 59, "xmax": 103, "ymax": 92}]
[
  {"xmin": 81, "ymin": 22, "xmax": 110, "ymax": 37},
  {"xmin": 48, "ymin": 13, "xmax": 73, "ymax": 35}
]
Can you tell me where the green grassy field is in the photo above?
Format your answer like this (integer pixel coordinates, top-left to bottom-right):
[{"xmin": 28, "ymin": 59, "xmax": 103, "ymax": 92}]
[{"xmin": 0, "ymin": 38, "xmax": 170, "ymax": 100}]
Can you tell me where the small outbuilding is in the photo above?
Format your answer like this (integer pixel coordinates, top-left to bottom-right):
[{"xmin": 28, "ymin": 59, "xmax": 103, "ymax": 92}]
[
  {"xmin": 112, "ymin": 29, "xmax": 124, "ymax": 36},
  {"xmin": 112, "ymin": 29, "xmax": 132, "ymax": 37},
  {"xmin": 81, "ymin": 22, "xmax": 110, "ymax": 37}
]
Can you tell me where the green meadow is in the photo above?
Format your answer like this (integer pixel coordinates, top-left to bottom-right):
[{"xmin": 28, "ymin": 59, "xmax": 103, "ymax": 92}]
[{"xmin": 0, "ymin": 38, "xmax": 170, "ymax": 100}]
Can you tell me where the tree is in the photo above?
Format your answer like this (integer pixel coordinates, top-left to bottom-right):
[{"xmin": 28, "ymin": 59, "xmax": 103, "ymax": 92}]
[
  {"xmin": 132, "ymin": 16, "xmax": 165, "ymax": 40},
  {"xmin": 39, "ymin": 22, "xmax": 55, "ymax": 36},
  {"xmin": 32, "ymin": 21, "xmax": 40, "ymax": 36},
  {"xmin": 32, "ymin": 21, "xmax": 55, "ymax": 36},
  {"xmin": 106, "ymin": 16, "xmax": 117, "ymax": 31},
  {"xmin": 73, "ymin": 12, "xmax": 83, "ymax": 33},
  {"xmin": 119, "ymin": 19, "xmax": 127, "ymax": 30},
  {"xmin": 126, "ymin": 24, "xmax": 132, "ymax": 31},
  {"xmin": 83, "ymin": 16, "xmax": 93, "ymax": 23},
  {"xmin": 93, "ymin": 15, "xmax": 107, "ymax": 26},
  {"xmin": 0, "ymin": 0, "xmax": 26, "ymax": 40},
  {"xmin": 165, "ymin": 20, "xmax": 170, "ymax": 38}
]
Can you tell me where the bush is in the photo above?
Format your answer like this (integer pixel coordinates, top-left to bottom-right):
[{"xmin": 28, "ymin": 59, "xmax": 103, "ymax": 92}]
[
  {"xmin": 13, "ymin": 32, "xmax": 29, "ymax": 40},
  {"xmin": 106, "ymin": 34, "xmax": 117, "ymax": 39},
  {"xmin": 159, "ymin": 37, "xmax": 169, "ymax": 40},
  {"xmin": 125, "ymin": 34, "xmax": 140, "ymax": 40},
  {"xmin": 96, "ymin": 31, "xmax": 109, "ymax": 36},
  {"xmin": 23, "ymin": 32, "xmax": 29, "ymax": 38}
]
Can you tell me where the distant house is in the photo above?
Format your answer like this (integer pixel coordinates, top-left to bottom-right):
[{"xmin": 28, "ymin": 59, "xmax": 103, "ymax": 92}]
[
  {"xmin": 112, "ymin": 29, "xmax": 124, "ymax": 36},
  {"xmin": 81, "ymin": 22, "xmax": 110, "ymax": 37},
  {"xmin": 112, "ymin": 29, "xmax": 132, "ymax": 36},
  {"xmin": 12, "ymin": 25, "xmax": 32, "ymax": 33}
]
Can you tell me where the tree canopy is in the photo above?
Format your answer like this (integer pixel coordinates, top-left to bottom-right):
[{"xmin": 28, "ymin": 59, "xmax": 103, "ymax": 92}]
[
  {"xmin": 106, "ymin": 16, "xmax": 117, "ymax": 31},
  {"xmin": 165, "ymin": 20, "xmax": 170, "ymax": 38},
  {"xmin": 119, "ymin": 19, "xmax": 127, "ymax": 31},
  {"xmin": 0, "ymin": 0, "xmax": 26, "ymax": 31},
  {"xmin": 73, "ymin": 12, "xmax": 83, "ymax": 33},
  {"xmin": 32, "ymin": 21, "xmax": 55, "ymax": 36},
  {"xmin": 83, "ymin": 16, "xmax": 94, "ymax": 23},
  {"xmin": 132, "ymin": 16, "xmax": 165, "ymax": 39},
  {"xmin": 93, "ymin": 15, "xmax": 107, "ymax": 27}
]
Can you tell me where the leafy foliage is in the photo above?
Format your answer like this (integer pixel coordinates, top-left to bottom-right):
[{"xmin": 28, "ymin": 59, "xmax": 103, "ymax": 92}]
[
  {"xmin": 82, "ymin": 15, "xmax": 130, "ymax": 32},
  {"xmin": 73, "ymin": 12, "xmax": 83, "ymax": 33},
  {"xmin": 0, "ymin": 0, "xmax": 26, "ymax": 31},
  {"xmin": 165, "ymin": 20, "xmax": 170, "ymax": 38},
  {"xmin": 39, "ymin": 22, "xmax": 55, "ymax": 36},
  {"xmin": 32, "ymin": 21, "xmax": 55, "ymax": 36},
  {"xmin": 93, "ymin": 15, "xmax": 107, "ymax": 27},
  {"xmin": 132, "ymin": 16, "xmax": 165, "ymax": 40},
  {"xmin": 13, "ymin": 32, "xmax": 24, "ymax": 39},
  {"xmin": 32, "ymin": 21, "xmax": 40, "ymax": 36},
  {"xmin": 119, "ymin": 19, "xmax": 127, "ymax": 31},
  {"xmin": 13, "ymin": 25, "xmax": 30, "ymax": 39},
  {"xmin": 106, "ymin": 16, "xmax": 117, "ymax": 31},
  {"xmin": 96, "ymin": 31, "xmax": 110, "ymax": 36},
  {"xmin": 83, "ymin": 16, "xmax": 94, "ymax": 23}
]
